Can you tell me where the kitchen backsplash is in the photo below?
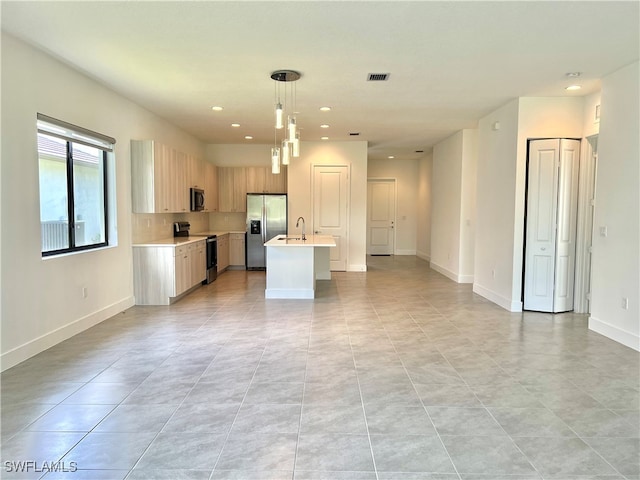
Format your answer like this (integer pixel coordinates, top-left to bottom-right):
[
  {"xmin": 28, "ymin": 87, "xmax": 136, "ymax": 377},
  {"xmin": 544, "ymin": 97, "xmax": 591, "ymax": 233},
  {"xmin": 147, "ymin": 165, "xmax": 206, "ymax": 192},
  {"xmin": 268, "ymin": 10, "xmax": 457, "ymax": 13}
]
[
  {"xmin": 209, "ymin": 212, "xmax": 246, "ymax": 231},
  {"xmin": 132, "ymin": 212, "xmax": 210, "ymax": 243}
]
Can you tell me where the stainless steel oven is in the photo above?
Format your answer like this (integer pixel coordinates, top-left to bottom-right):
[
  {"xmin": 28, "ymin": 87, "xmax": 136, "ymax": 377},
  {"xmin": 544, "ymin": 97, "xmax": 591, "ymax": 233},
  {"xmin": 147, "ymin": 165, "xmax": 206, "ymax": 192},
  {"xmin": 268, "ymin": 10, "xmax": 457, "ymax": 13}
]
[{"xmin": 203, "ymin": 235, "xmax": 217, "ymax": 284}]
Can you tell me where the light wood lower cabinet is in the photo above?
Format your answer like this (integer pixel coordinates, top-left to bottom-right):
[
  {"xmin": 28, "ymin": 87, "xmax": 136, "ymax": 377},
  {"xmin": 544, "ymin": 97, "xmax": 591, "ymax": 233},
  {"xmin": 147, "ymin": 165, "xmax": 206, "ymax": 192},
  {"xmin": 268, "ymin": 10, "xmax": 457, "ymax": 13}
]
[
  {"xmin": 191, "ymin": 241, "xmax": 206, "ymax": 286},
  {"xmin": 217, "ymin": 234, "xmax": 230, "ymax": 272},
  {"xmin": 133, "ymin": 239, "xmax": 206, "ymax": 305},
  {"xmin": 229, "ymin": 233, "xmax": 246, "ymax": 266}
]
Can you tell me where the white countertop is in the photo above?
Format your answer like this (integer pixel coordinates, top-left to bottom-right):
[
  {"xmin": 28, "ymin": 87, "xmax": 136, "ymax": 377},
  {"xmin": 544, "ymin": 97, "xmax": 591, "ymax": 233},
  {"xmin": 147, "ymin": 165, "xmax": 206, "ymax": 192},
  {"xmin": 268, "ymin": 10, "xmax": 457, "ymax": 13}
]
[
  {"xmin": 265, "ymin": 234, "xmax": 336, "ymax": 247},
  {"xmin": 133, "ymin": 230, "xmax": 245, "ymax": 247},
  {"xmin": 132, "ymin": 236, "xmax": 209, "ymax": 247},
  {"xmin": 194, "ymin": 230, "xmax": 245, "ymax": 237}
]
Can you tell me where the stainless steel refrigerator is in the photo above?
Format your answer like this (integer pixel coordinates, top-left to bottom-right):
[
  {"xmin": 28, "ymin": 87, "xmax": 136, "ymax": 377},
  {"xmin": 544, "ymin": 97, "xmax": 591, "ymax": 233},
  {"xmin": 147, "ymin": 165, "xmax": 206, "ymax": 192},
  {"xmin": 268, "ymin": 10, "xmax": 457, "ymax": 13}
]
[{"xmin": 246, "ymin": 193, "xmax": 287, "ymax": 270}]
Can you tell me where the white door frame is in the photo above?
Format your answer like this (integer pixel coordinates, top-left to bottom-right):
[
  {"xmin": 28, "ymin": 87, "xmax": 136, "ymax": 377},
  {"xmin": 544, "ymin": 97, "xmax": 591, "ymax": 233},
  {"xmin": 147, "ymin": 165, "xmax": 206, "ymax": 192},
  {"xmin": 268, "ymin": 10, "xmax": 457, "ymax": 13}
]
[
  {"xmin": 523, "ymin": 138, "xmax": 581, "ymax": 313},
  {"xmin": 311, "ymin": 164, "xmax": 350, "ymax": 271},
  {"xmin": 523, "ymin": 139, "xmax": 560, "ymax": 312},
  {"xmin": 366, "ymin": 177, "xmax": 397, "ymax": 255},
  {"xmin": 574, "ymin": 135, "xmax": 598, "ymax": 313}
]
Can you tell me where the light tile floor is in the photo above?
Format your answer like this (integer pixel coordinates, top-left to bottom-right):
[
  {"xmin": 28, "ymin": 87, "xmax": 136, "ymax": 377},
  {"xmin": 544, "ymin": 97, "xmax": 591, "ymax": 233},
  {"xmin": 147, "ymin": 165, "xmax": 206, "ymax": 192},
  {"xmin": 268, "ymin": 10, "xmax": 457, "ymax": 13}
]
[{"xmin": 1, "ymin": 256, "xmax": 638, "ymax": 480}]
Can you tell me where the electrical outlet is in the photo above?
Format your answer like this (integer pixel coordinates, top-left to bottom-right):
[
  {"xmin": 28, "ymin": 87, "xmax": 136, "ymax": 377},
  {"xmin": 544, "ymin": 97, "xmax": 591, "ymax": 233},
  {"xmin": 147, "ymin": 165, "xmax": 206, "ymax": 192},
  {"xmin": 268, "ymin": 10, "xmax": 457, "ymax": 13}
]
[
  {"xmin": 599, "ymin": 226, "xmax": 608, "ymax": 237},
  {"xmin": 622, "ymin": 297, "xmax": 629, "ymax": 310}
]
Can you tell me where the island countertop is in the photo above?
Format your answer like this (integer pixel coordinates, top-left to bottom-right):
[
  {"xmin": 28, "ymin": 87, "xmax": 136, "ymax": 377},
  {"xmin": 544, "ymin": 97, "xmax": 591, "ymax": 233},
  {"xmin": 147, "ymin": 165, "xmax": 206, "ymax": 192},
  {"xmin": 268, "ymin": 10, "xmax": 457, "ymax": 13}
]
[{"xmin": 265, "ymin": 234, "xmax": 336, "ymax": 247}]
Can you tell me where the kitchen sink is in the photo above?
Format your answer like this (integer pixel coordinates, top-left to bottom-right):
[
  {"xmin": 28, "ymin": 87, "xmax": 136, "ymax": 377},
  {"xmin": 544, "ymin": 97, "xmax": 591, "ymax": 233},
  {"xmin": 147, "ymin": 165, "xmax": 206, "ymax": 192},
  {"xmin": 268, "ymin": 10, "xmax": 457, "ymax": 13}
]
[{"xmin": 278, "ymin": 236, "xmax": 302, "ymax": 240}]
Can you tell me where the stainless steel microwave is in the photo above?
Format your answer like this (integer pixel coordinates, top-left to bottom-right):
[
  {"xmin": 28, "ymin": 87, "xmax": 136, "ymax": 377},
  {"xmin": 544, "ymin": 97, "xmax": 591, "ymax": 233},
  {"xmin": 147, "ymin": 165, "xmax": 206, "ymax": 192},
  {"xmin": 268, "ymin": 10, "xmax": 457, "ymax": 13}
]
[{"xmin": 190, "ymin": 188, "xmax": 205, "ymax": 211}]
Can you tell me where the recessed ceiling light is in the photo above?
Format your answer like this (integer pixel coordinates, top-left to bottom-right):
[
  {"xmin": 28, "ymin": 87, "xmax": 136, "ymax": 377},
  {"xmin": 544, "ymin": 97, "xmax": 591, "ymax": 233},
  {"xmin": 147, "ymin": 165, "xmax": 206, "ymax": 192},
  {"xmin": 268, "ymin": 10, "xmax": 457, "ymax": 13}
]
[
  {"xmin": 565, "ymin": 72, "xmax": 582, "ymax": 78},
  {"xmin": 321, "ymin": 136, "xmax": 329, "ymax": 140},
  {"xmin": 244, "ymin": 136, "xmax": 253, "ymax": 140},
  {"xmin": 320, "ymin": 124, "xmax": 330, "ymax": 129},
  {"xmin": 320, "ymin": 106, "xmax": 331, "ymax": 112},
  {"xmin": 565, "ymin": 85, "xmax": 582, "ymax": 91},
  {"xmin": 211, "ymin": 106, "xmax": 224, "ymax": 111},
  {"xmin": 231, "ymin": 123, "xmax": 240, "ymax": 127},
  {"xmin": 388, "ymin": 155, "xmax": 395, "ymax": 159}
]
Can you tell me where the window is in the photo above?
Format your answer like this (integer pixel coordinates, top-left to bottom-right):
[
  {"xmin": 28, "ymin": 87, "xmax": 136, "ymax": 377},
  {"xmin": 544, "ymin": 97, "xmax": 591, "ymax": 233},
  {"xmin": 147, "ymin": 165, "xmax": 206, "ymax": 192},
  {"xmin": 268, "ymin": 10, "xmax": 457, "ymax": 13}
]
[{"xmin": 37, "ymin": 114, "xmax": 115, "ymax": 256}]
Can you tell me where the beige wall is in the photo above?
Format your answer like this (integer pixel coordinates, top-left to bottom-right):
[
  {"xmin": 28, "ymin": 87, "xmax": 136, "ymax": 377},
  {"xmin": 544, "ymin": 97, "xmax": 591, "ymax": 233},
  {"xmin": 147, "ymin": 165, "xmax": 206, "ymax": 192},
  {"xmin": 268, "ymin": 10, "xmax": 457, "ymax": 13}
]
[
  {"xmin": 417, "ymin": 154, "xmax": 433, "ymax": 261},
  {"xmin": 589, "ymin": 61, "xmax": 639, "ymax": 350},
  {"xmin": 288, "ymin": 141, "xmax": 369, "ymax": 272},
  {"xmin": 512, "ymin": 97, "xmax": 584, "ymax": 307},
  {"xmin": 206, "ymin": 144, "xmax": 271, "ymax": 167},
  {"xmin": 367, "ymin": 159, "xmax": 419, "ymax": 255},
  {"xmin": 431, "ymin": 129, "xmax": 477, "ymax": 283},
  {"xmin": 474, "ymin": 99, "xmax": 521, "ymax": 310},
  {"xmin": 432, "ymin": 132, "xmax": 464, "ymax": 279},
  {"xmin": 474, "ymin": 96, "xmax": 605, "ymax": 312},
  {"xmin": 1, "ymin": 33, "xmax": 206, "ymax": 369}
]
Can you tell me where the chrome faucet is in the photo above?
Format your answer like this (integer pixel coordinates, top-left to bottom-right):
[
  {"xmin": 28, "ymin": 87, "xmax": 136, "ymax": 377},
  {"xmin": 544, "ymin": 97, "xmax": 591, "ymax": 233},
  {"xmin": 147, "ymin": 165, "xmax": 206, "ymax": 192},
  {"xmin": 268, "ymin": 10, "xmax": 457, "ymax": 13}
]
[{"xmin": 296, "ymin": 216, "xmax": 306, "ymax": 240}]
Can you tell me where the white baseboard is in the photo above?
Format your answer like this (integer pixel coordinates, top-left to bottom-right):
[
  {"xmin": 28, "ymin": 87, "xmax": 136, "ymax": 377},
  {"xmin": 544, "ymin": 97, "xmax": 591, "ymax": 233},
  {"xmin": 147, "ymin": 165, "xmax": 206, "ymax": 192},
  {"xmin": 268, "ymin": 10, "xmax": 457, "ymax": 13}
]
[
  {"xmin": 589, "ymin": 316, "xmax": 640, "ymax": 351},
  {"xmin": 473, "ymin": 283, "xmax": 522, "ymax": 312},
  {"xmin": 429, "ymin": 262, "xmax": 473, "ymax": 284},
  {"xmin": 416, "ymin": 251, "xmax": 430, "ymax": 262},
  {"xmin": 429, "ymin": 262, "xmax": 458, "ymax": 282},
  {"xmin": 348, "ymin": 264, "xmax": 367, "ymax": 272},
  {"xmin": 395, "ymin": 249, "xmax": 417, "ymax": 255},
  {"xmin": 1, "ymin": 296, "xmax": 135, "ymax": 372}
]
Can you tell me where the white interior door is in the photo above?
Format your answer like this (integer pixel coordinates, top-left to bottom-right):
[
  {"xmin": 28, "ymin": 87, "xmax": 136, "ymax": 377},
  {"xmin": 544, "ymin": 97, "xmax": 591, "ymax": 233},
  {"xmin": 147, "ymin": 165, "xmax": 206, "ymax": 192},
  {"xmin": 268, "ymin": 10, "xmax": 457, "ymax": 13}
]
[
  {"xmin": 524, "ymin": 139, "xmax": 580, "ymax": 313},
  {"xmin": 313, "ymin": 165, "xmax": 349, "ymax": 271},
  {"xmin": 524, "ymin": 139, "xmax": 559, "ymax": 312},
  {"xmin": 553, "ymin": 139, "xmax": 581, "ymax": 312},
  {"xmin": 367, "ymin": 179, "xmax": 395, "ymax": 255}
]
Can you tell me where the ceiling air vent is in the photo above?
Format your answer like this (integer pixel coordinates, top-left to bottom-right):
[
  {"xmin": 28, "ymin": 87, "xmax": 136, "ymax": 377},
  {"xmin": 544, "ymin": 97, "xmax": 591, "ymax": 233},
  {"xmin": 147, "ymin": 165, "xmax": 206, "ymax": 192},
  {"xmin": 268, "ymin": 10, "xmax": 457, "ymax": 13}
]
[
  {"xmin": 367, "ymin": 73, "xmax": 390, "ymax": 81},
  {"xmin": 349, "ymin": 132, "xmax": 360, "ymax": 136}
]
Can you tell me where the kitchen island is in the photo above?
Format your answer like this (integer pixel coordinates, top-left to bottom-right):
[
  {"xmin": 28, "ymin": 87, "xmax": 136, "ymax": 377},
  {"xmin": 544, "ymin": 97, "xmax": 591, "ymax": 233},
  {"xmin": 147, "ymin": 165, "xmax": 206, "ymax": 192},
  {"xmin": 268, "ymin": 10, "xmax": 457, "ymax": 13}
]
[{"xmin": 264, "ymin": 234, "xmax": 336, "ymax": 299}]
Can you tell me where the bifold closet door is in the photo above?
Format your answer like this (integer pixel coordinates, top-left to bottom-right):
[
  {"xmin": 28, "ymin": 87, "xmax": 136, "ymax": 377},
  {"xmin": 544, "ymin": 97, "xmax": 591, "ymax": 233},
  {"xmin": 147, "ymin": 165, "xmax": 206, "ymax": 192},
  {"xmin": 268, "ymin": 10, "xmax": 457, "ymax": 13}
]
[{"xmin": 524, "ymin": 139, "xmax": 580, "ymax": 312}]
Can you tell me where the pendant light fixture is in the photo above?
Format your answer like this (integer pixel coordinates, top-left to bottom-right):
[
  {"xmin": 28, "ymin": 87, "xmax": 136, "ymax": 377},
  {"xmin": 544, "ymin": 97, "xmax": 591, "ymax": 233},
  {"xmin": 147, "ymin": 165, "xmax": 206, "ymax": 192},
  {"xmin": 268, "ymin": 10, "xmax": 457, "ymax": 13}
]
[
  {"xmin": 292, "ymin": 132, "xmax": 300, "ymax": 158},
  {"xmin": 282, "ymin": 139, "xmax": 290, "ymax": 165},
  {"xmin": 271, "ymin": 146, "xmax": 281, "ymax": 174},
  {"xmin": 270, "ymin": 69, "xmax": 301, "ymax": 173}
]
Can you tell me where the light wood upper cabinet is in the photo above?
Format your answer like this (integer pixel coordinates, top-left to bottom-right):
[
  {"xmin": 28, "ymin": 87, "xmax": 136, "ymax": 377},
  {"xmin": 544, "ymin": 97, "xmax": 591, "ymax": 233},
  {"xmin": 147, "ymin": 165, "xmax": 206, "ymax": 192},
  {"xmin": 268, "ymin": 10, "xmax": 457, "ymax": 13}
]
[
  {"xmin": 246, "ymin": 167, "xmax": 266, "ymax": 193},
  {"xmin": 131, "ymin": 140, "xmax": 190, "ymax": 213},
  {"xmin": 265, "ymin": 166, "xmax": 287, "ymax": 193},
  {"xmin": 218, "ymin": 167, "xmax": 247, "ymax": 212},
  {"xmin": 172, "ymin": 150, "xmax": 188, "ymax": 213},
  {"xmin": 188, "ymin": 154, "xmax": 205, "ymax": 189},
  {"xmin": 246, "ymin": 167, "xmax": 287, "ymax": 194},
  {"xmin": 132, "ymin": 140, "xmax": 172, "ymax": 213},
  {"xmin": 204, "ymin": 162, "xmax": 218, "ymax": 212}
]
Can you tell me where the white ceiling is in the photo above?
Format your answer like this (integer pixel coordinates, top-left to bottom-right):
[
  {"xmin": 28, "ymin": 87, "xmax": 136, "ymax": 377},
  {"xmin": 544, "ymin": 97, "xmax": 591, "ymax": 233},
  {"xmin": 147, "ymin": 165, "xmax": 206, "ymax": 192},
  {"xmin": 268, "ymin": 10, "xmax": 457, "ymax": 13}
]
[{"xmin": 2, "ymin": 1, "xmax": 638, "ymax": 161}]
